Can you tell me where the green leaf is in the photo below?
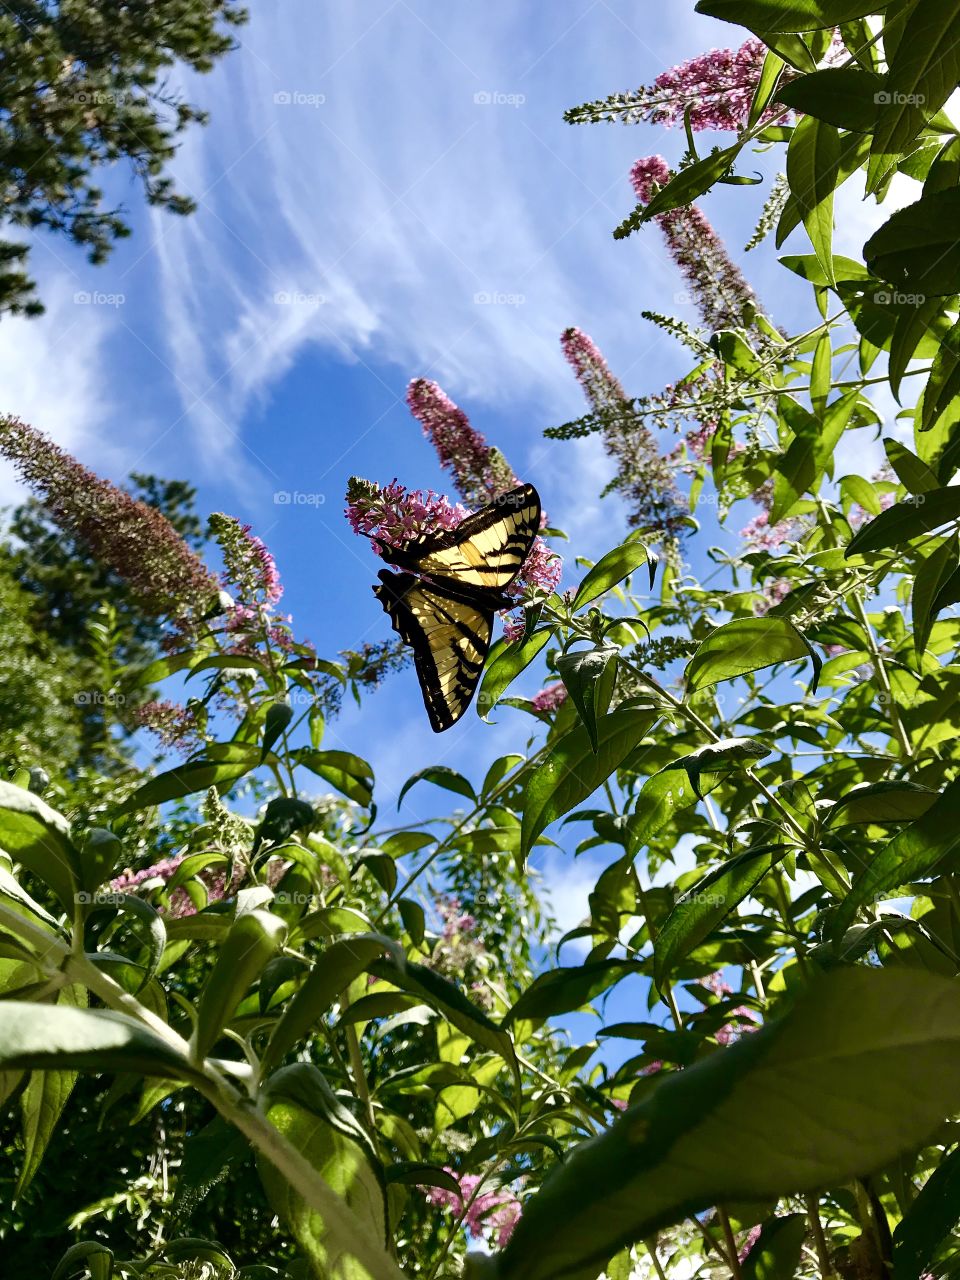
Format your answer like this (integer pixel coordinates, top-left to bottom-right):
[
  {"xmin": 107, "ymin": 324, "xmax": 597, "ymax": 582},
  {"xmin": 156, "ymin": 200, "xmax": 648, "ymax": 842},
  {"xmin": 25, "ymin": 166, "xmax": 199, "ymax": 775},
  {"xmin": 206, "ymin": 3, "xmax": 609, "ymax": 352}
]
[
  {"xmin": 0, "ymin": 780, "xmax": 79, "ymax": 913},
  {"xmin": 261, "ymin": 702, "xmax": 293, "ymax": 762},
  {"xmin": 741, "ymin": 1215, "xmax": 808, "ymax": 1280},
  {"xmin": 477, "ymin": 630, "xmax": 553, "ymax": 720},
  {"xmin": 293, "ymin": 749, "xmax": 374, "ymax": 807},
  {"xmin": 520, "ymin": 707, "xmax": 658, "ymax": 863},
  {"xmin": 890, "ymin": 298, "xmax": 945, "ymax": 404},
  {"xmin": 572, "ymin": 543, "xmax": 655, "ymax": 609},
  {"xmin": 654, "ymin": 844, "xmax": 784, "ymax": 988},
  {"xmin": 504, "ymin": 960, "xmax": 641, "ymax": 1025},
  {"xmin": 556, "ymin": 647, "xmax": 619, "ymax": 753},
  {"xmin": 884, "ymin": 439, "xmax": 940, "ymax": 493},
  {"xmin": 913, "ymin": 534, "xmax": 959, "ymax": 657},
  {"xmin": 0, "ymin": 1002, "xmax": 197, "ymax": 1081},
  {"xmin": 192, "ymin": 909, "xmax": 286, "ymax": 1060},
  {"xmin": 771, "ymin": 392, "xmax": 857, "ymax": 522},
  {"xmin": 678, "ymin": 737, "xmax": 770, "ymax": 800},
  {"xmin": 254, "ymin": 796, "xmax": 315, "ymax": 852},
  {"xmin": 397, "ymin": 765, "xmax": 476, "ymax": 809},
  {"xmin": 398, "ymin": 899, "xmax": 425, "ymax": 947},
  {"xmin": 786, "ymin": 116, "xmax": 841, "ymax": 286},
  {"xmin": 626, "ymin": 765, "xmax": 719, "ymax": 857},
  {"xmin": 825, "ymin": 781, "xmax": 938, "ymax": 827},
  {"xmin": 686, "ymin": 618, "xmax": 821, "ymax": 694},
  {"xmin": 777, "ymin": 67, "xmax": 882, "ymax": 131},
  {"xmin": 868, "ymin": 1, "xmax": 960, "ymax": 195},
  {"xmin": 77, "ymin": 828, "xmax": 122, "ymax": 895},
  {"xmin": 263, "ymin": 934, "xmax": 395, "ymax": 1072},
  {"xmin": 615, "ymin": 146, "xmax": 743, "ymax": 238},
  {"xmin": 369, "ymin": 953, "xmax": 516, "ymax": 1064},
  {"xmin": 846, "ymin": 488, "xmax": 960, "ymax": 555},
  {"xmin": 893, "ymin": 1144, "xmax": 960, "ymax": 1280},
  {"xmin": 16, "ymin": 983, "xmax": 86, "ymax": 1196},
  {"xmin": 865, "ymin": 190, "xmax": 960, "ymax": 296},
  {"xmin": 51, "ymin": 1242, "xmax": 115, "ymax": 1280},
  {"xmin": 695, "ymin": 0, "xmax": 880, "ymax": 30},
  {"xmin": 116, "ymin": 745, "xmax": 262, "ymax": 814},
  {"xmin": 258, "ymin": 1084, "xmax": 387, "ymax": 1280},
  {"xmin": 91, "ymin": 893, "xmax": 167, "ymax": 991},
  {"xmin": 921, "ymin": 318, "xmax": 960, "ymax": 433},
  {"xmin": 493, "ymin": 968, "xmax": 960, "ymax": 1280},
  {"xmin": 747, "ymin": 49, "xmax": 787, "ymax": 127},
  {"xmin": 833, "ymin": 775, "xmax": 960, "ymax": 939}
]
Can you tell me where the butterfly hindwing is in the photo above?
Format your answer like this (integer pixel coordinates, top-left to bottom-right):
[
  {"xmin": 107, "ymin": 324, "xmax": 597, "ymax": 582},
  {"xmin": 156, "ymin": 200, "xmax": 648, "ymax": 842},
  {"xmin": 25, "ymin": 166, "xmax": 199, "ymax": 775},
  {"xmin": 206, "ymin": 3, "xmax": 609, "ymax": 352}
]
[
  {"xmin": 382, "ymin": 483, "xmax": 541, "ymax": 592},
  {"xmin": 373, "ymin": 570, "xmax": 493, "ymax": 732}
]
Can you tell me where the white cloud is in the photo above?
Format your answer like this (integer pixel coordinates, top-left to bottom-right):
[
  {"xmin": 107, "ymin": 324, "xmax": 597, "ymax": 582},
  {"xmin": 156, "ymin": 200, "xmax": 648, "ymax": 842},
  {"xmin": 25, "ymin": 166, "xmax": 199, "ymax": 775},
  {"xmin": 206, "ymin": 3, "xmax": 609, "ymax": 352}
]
[
  {"xmin": 147, "ymin": 1, "xmax": 705, "ymax": 475},
  {"xmin": 0, "ymin": 278, "xmax": 115, "ymax": 505}
]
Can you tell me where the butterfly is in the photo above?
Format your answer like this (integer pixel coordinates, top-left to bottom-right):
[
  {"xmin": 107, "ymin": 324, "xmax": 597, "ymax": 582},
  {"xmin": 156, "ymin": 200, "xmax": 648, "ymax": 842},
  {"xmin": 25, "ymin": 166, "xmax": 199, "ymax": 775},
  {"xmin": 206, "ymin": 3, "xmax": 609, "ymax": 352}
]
[{"xmin": 372, "ymin": 483, "xmax": 542, "ymax": 732}]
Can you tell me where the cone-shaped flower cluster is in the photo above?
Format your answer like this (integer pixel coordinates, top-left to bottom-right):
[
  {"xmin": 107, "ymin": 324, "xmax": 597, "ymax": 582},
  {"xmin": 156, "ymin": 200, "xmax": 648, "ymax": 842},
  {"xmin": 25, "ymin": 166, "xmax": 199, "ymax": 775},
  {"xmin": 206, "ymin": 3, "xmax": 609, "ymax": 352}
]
[
  {"xmin": 630, "ymin": 156, "xmax": 760, "ymax": 333},
  {"xmin": 0, "ymin": 415, "xmax": 218, "ymax": 621},
  {"xmin": 560, "ymin": 327, "xmax": 688, "ymax": 538},
  {"xmin": 407, "ymin": 378, "xmax": 518, "ymax": 509}
]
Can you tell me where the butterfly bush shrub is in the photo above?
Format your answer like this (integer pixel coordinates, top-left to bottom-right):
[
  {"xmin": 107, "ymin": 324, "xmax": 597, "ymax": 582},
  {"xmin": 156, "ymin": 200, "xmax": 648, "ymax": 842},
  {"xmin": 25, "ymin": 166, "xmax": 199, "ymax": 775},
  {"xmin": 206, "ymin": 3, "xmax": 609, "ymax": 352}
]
[{"xmin": 5, "ymin": 2, "xmax": 960, "ymax": 1279}]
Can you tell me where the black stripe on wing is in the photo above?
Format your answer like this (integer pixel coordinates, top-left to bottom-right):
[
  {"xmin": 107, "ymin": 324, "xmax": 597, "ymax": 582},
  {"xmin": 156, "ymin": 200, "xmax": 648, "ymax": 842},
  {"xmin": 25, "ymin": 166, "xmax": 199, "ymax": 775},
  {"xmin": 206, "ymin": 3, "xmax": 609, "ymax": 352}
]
[
  {"xmin": 380, "ymin": 484, "xmax": 541, "ymax": 591},
  {"xmin": 373, "ymin": 570, "xmax": 494, "ymax": 732}
]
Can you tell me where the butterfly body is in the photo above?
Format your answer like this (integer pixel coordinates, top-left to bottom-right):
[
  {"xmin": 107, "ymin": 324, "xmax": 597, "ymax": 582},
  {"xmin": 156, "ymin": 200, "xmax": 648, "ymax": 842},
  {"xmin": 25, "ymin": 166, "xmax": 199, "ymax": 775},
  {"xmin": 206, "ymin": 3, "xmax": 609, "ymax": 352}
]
[{"xmin": 372, "ymin": 484, "xmax": 541, "ymax": 732}]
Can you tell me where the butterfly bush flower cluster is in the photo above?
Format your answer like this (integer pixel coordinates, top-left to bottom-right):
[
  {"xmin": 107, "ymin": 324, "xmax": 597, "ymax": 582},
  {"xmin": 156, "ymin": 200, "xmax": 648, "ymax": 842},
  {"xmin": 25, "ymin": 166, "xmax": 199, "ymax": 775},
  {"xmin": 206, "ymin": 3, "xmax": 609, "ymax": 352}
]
[
  {"xmin": 429, "ymin": 894, "xmax": 495, "ymax": 1010},
  {"xmin": 346, "ymin": 381, "xmax": 561, "ymax": 599},
  {"xmin": 425, "ymin": 1170, "xmax": 522, "ymax": 1246},
  {"xmin": 406, "ymin": 378, "xmax": 518, "ymax": 509},
  {"xmin": 0, "ymin": 415, "xmax": 218, "ymax": 622},
  {"xmin": 208, "ymin": 511, "xmax": 305, "ymax": 659},
  {"xmin": 630, "ymin": 156, "xmax": 760, "ymax": 334},
  {"xmin": 561, "ymin": 327, "xmax": 688, "ymax": 539},
  {"xmin": 565, "ymin": 36, "xmax": 771, "ymax": 130},
  {"xmin": 531, "ymin": 683, "xmax": 568, "ymax": 713},
  {"xmin": 132, "ymin": 699, "xmax": 204, "ymax": 754}
]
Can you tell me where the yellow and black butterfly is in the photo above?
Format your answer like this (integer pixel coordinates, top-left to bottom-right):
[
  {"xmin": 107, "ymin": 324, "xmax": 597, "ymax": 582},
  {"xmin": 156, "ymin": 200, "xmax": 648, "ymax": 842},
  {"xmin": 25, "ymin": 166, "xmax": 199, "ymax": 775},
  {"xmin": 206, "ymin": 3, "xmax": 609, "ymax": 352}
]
[{"xmin": 372, "ymin": 483, "xmax": 542, "ymax": 732}]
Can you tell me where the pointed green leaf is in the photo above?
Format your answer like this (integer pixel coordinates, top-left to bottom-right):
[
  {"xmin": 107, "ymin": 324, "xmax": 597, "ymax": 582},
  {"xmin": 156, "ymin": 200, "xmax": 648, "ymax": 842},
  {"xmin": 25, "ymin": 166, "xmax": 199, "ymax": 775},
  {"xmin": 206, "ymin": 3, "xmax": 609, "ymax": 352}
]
[
  {"xmin": 193, "ymin": 909, "xmax": 286, "ymax": 1060},
  {"xmin": 0, "ymin": 781, "xmax": 78, "ymax": 913},
  {"xmin": 397, "ymin": 765, "xmax": 476, "ymax": 809},
  {"xmin": 846, "ymin": 488, "xmax": 960, "ymax": 555},
  {"xmin": 686, "ymin": 618, "xmax": 821, "ymax": 694},
  {"xmin": 261, "ymin": 702, "xmax": 294, "ymax": 762},
  {"xmin": 116, "ymin": 745, "xmax": 263, "ymax": 814},
  {"xmin": 832, "ymin": 776, "xmax": 960, "ymax": 939},
  {"xmin": 865, "ymin": 190, "xmax": 960, "ymax": 296},
  {"xmin": 557, "ymin": 647, "xmax": 619, "ymax": 753},
  {"xmin": 777, "ymin": 66, "xmax": 882, "ymax": 131},
  {"xmin": 572, "ymin": 543, "xmax": 656, "ymax": 609},
  {"xmin": 492, "ymin": 968, "xmax": 960, "ymax": 1280},
  {"xmin": 520, "ymin": 707, "xmax": 658, "ymax": 862},
  {"xmin": 695, "ymin": 0, "xmax": 882, "ymax": 31},
  {"xmin": 478, "ymin": 629, "xmax": 553, "ymax": 720},
  {"xmin": 293, "ymin": 749, "xmax": 374, "ymax": 807},
  {"xmin": 786, "ymin": 116, "xmax": 841, "ymax": 286}
]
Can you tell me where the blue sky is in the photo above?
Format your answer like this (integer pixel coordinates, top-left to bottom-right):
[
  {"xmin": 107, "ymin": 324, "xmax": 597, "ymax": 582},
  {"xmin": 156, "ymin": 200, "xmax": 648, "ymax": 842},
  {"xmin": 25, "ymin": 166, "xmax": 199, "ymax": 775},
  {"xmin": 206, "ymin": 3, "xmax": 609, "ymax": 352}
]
[{"xmin": 1, "ymin": 3, "xmax": 908, "ymax": 964}]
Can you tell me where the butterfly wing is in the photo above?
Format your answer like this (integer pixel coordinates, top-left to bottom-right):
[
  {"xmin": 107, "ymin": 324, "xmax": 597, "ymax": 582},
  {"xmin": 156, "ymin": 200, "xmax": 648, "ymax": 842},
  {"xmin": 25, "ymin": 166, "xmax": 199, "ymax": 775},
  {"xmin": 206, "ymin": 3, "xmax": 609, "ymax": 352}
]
[
  {"xmin": 382, "ymin": 484, "xmax": 541, "ymax": 592},
  {"xmin": 373, "ymin": 570, "xmax": 493, "ymax": 732}
]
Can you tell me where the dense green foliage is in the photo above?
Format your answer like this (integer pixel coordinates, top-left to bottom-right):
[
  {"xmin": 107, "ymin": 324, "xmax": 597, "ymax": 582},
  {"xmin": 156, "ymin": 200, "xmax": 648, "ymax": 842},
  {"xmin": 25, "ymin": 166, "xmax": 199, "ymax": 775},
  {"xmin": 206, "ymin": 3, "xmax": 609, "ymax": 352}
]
[
  {"xmin": 0, "ymin": 0, "xmax": 246, "ymax": 315},
  {"xmin": 5, "ymin": 2, "xmax": 960, "ymax": 1280}
]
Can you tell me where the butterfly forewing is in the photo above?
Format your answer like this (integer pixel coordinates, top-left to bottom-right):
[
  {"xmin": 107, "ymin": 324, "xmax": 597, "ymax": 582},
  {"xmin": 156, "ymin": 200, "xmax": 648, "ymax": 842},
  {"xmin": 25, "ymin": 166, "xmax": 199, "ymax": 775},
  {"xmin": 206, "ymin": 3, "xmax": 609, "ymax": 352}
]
[
  {"xmin": 389, "ymin": 484, "xmax": 541, "ymax": 591},
  {"xmin": 373, "ymin": 570, "xmax": 493, "ymax": 732}
]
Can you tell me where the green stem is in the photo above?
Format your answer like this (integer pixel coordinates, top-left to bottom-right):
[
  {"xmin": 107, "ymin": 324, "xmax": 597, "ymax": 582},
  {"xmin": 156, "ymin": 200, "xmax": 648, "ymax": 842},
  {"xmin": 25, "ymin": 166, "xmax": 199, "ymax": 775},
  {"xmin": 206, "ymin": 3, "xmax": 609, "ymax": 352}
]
[
  {"xmin": 805, "ymin": 1195, "xmax": 834, "ymax": 1279},
  {"xmin": 718, "ymin": 1206, "xmax": 744, "ymax": 1280}
]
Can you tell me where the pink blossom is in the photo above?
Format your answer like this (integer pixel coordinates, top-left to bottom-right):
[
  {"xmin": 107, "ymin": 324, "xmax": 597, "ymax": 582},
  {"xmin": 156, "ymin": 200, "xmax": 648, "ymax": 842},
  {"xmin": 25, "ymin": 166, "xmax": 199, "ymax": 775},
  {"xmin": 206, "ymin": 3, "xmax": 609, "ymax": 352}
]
[
  {"xmin": 132, "ymin": 700, "xmax": 202, "ymax": 754},
  {"xmin": 209, "ymin": 513, "xmax": 283, "ymax": 607},
  {"xmin": 755, "ymin": 577, "xmax": 792, "ymax": 615},
  {"xmin": 0, "ymin": 415, "xmax": 218, "ymax": 623},
  {"xmin": 630, "ymin": 156, "xmax": 760, "ymax": 333},
  {"xmin": 531, "ymin": 683, "xmax": 568, "ymax": 713},
  {"xmin": 560, "ymin": 327, "xmax": 688, "ymax": 538},
  {"xmin": 346, "ymin": 476, "xmax": 468, "ymax": 553},
  {"xmin": 425, "ymin": 1169, "xmax": 522, "ymax": 1247},
  {"xmin": 560, "ymin": 328, "xmax": 628, "ymax": 411},
  {"xmin": 500, "ymin": 613, "xmax": 527, "ymax": 644},
  {"xmin": 642, "ymin": 38, "xmax": 771, "ymax": 132},
  {"xmin": 406, "ymin": 378, "xmax": 518, "ymax": 509},
  {"xmin": 739, "ymin": 1224, "xmax": 763, "ymax": 1263},
  {"xmin": 740, "ymin": 511, "xmax": 799, "ymax": 551}
]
